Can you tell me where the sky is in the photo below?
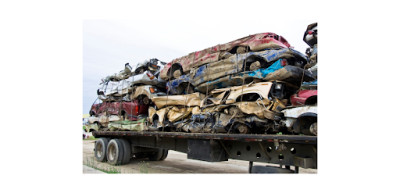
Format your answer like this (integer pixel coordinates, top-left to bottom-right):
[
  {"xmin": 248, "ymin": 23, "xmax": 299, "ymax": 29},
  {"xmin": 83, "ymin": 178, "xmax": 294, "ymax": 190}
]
[{"xmin": 83, "ymin": 19, "xmax": 316, "ymax": 114}]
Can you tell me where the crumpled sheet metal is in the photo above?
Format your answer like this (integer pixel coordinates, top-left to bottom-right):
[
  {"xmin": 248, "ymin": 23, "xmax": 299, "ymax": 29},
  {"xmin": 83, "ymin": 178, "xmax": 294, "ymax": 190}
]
[
  {"xmin": 147, "ymin": 106, "xmax": 157, "ymax": 125},
  {"xmin": 195, "ymin": 64, "xmax": 314, "ymax": 93},
  {"xmin": 282, "ymin": 105, "xmax": 317, "ymax": 118},
  {"xmin": 152, "ymin": 92, "xmax": 205, "ymax": 109},
  {"xmin": 149, "ymin": 106, "xmax": 172, "ymax": 125},
  {"xmin": 148, "ymin": 106, "xmax": 200, "ymax": 127},
  {"xmin": 175, "ymin": 113, "xmax": 229, "ymax": 133},
  {"xmin": 88, "ymin": 116, "xmax": 99, "ymax": 124},
  {"xmin": 166, "ymin": 74, "xmax": 191, "ymax": 95},
  {"xmin": 165, "ymin": 48, "xmax": 308, "ymax": 95},
  {"xmin": 210, "ymin": 82, "xmax": 273, "ymax": 105},
  {"xmin": 167, "ymin": 107, "xmax": 197, "ymax": 122},
  {"xmin": 160, "ymin": 32, "xmax": 293, "ymax": 80},
  {"xmin": 86, "ymin": 123, "xmax": 99, "ymax": 132},
  {"xmin": 108, "ymin": 119, "xmax": 146, "ymax": 131},
  {"xmin": 98, "ymin": 115, "xmax": 121, "ymax": 124},
  {"xmin": 190, "ymin": 48, "xmax": 307, "ymax": 87},
  {"xmin": 174, "ymin": 112, "xmax": 272, "ymax": 134},
  {"xmin": 130, "ymin": 85, "xmax": 165, "ymax": 101},
  {"xmin": 236, "ymin": 101, "xmax": 274, "ymax": 120},
  {"xmin": 98, "ymin": 70, "xmax": 164, "ymax": 98}
]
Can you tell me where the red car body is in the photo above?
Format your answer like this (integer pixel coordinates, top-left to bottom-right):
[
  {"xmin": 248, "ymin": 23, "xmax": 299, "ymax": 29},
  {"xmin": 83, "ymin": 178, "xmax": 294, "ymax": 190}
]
[
  {"xmin": 290, "ymin": 90, "xmax": 317, "ymax": 107},
  {"xmin": 89, "ymin": 100, "xmax": 148, "ymax": 121},
  {"xmin": 160, "ymin": 32, "xmax": 291, "ymax": 80}
]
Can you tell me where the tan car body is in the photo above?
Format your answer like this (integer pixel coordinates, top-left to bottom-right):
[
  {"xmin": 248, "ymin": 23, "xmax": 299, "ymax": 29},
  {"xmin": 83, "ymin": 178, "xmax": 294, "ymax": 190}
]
[{"xmin": 152, "ymin": 92, "xmax": 205, "ymax": 109}]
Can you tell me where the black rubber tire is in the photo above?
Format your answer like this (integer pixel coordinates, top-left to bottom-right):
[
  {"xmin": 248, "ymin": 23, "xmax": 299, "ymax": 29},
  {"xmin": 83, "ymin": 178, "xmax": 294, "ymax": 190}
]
[
  {"xmin": 106, "ymin": 139, "xmax": 124, "ymax": 165},
  {"xmin": 148, "ymin": 149, "xmax": 168, "ymax": 161},
  {"xmin": 94, "ymin": 138, "xmax": 109, "ymax": 162},
  {"xmin": 159, "ymin": 150, "xmax": 169, "ymax": 161},
  {"xmin": 119, "ymin": 138, "xmax": 132, "ymax": 165}
]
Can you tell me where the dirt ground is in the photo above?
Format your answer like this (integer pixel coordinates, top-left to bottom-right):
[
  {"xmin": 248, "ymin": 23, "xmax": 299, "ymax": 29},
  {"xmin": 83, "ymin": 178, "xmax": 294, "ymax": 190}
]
[{"xmin": 82, "ymin": 140, "xmax": 317, "ymax": 174}]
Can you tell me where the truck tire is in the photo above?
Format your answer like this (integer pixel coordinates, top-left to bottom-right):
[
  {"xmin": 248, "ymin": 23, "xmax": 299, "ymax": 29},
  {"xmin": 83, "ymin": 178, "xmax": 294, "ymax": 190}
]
[
  {"xmin": 119, "ymin": 138, "xmax": 132, "ymax": 165},
  {"xmin": 94, "ymin": 138, "xmax": 109, "ymax": 162},
  {"xmin": 159, "ymin": 149, "xmax": 169, "ymax": 161},
  {"xmin": 149, "ymin": 149, "xmax": 168, "ymax": 161},
  {"xmin": 107, "ymin": 139, "xmax": 124, "ymax": 165}
]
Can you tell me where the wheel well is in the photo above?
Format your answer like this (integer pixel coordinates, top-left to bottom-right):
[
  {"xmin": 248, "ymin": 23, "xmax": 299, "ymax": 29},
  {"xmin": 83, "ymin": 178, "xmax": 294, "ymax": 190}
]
[
  {"xmin": 168, "ymin": 63, "xmax": 183, "ymax": 78},
  {"xmin": 229, "ymin": 46, "xmax": 250, "ymax": 54},
  {"xmin": 152, "ymin": 114, "xmax": 159, "ymax": 123},
  {"xmin": 90, "ymin": 111, "xmax": 95, "ymax": 116},
  {"xmin": 305, "ymin": 96, "xmax": 317, "ymax": 105},
  {"xmin": 235, "ymin": 93, "xmax": 263, "ymax": 102},
  {"xmin": 244, "ymin": 55, "xmax": 269, "ymax": 71},
  {"xmin": 137, "ymin": 94, "xmax": 149, "ymax": 100},
  {"xmin": 293, "ymin": 114, "xmax": 317, "ymax": 134}
]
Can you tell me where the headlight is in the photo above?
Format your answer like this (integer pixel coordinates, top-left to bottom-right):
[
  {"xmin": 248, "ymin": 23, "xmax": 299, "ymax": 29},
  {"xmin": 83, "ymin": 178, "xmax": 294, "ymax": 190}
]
[{"xmin": 275, "ymin": 83, "xmax": 282, "ymax": 89}]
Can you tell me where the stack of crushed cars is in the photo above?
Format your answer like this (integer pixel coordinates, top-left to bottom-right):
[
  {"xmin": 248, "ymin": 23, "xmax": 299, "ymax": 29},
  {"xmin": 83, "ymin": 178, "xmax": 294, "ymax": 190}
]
[
  {"xmin": 148, "ymin": 23, "xmax": 318, "ymax": 135},
  {"xmin": 87, "ymin": 23, "xmax": 318, "ymax": 136},
  {"xmin": 86, "ymin": 58, "xmax": 168, "ymax": 132}
]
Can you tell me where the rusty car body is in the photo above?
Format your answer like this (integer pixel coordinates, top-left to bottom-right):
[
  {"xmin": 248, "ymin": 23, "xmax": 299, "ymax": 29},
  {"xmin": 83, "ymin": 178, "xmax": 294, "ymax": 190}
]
[
  {"xmin": 281, "ymin": 105, "xmax": 317, "ymax": 135},
  {"xmin": 89, "ymin": 100, "xmax": 148, "ymax": 121},
  {"xmin": 303, "ymin": 23, "xmax": 317, "ymax": 47},
  {"xmin": 290, "ymin": 89, "xmax": 317, "ymax": 107},
  {"xmin": 130, "ymin": 85, "xmax": 166, "ymax": 105},
  {"xmin": 151, "ymin": 92, "xmax": 205, "ymax": 109},
  {"xmin": 194, "ymin": 61, "xmax": 314, "ymax": 94},
  {"xmin": 149, "ymin": 82, "xmax": 291, "ymax": 133},
  {"xmin": 166, "ymin": 48, "xmax": 310, "ymax": 94},
  {"xmin": 160, "ymin": 32, "xmax": 292, "ymax": 80},
  {"xmin": 97, "ymin": 59, "xmax": 166, "ymax": 100}
]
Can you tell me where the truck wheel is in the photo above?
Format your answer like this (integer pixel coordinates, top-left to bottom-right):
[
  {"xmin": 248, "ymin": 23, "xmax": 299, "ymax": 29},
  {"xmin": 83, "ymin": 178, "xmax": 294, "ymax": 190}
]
[
  {"xmin": 309, "ymin": 122, "xmax": 317, "ymax": 136},
  {"xmin": 119, "ymin": 138, "xmax": 132, "ymax": 165},
  {"xmin": 149, "ymin": 149, "xmax": 168, "ymax": 161},
  {"xmin": 107, "ymin": 139, "xmax": 124, "ymax": 165},
  {"xmin": 159, "ymin": 149, "xmax": 169, "ymax": 161},
  {"xmin": 94, "ymin": 138, "xmax": 109, "ymax": 162}
]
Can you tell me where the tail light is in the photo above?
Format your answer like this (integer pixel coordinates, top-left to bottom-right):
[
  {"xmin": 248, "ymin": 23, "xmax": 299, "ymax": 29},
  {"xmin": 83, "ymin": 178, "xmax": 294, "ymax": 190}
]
[
  {"xmin": 135, "ymin": 105, "xmax": 139, "ymax": 114},
  {"xmin": 308, "ymin": 30, "xmax": 314, "ymax": 35},
  {"xmin": 280, "ymin": 59, "xmax": 288, "ymax": 66},
  {"xmin": 146, "ymin": 72, "xmax": 155, "ymax": 80},
  {"xmin": 149, "ymin": 87, "xmax": 156, "ymax": 93}
]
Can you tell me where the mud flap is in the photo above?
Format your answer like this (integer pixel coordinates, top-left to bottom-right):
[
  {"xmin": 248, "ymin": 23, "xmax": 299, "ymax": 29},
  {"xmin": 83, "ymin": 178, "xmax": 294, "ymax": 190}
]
[{"xmin": 187, "ymin": 139, "xmax": 228, "ymax": 162}]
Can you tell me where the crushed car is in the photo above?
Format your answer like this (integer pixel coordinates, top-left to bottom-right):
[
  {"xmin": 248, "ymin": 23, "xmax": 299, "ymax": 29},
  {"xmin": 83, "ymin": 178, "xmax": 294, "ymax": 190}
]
[
  {"xmin": 130, "ymin": 85, "xmax": 166, "ymax": 105},
  {"xmin": 89, "ymin": 99, "xmax": 149, "ymax": 121},
  {"xmin": 97, "ymin": 59, "xmax": 166, "ymax": 100},
  {"xmin": 290, "ymin": 89, "xmax": 317, "ymax": 107},
  {"xmin": 160, "ymin": 32, "xmax": 292, "ymax": 80},
  {"xmin": 166, "ymin": 48, "xmax": 311, "ymax": 94},
  {"xmin": 281, "ymin": 105, "xmax": 317, "ymax": 136},
  {"xmin": 303, "ymin": 23, "xmax": 317, "ymax": 78},
  {"xmin": 149, "ymin": 82, "xmax": 293, "ymax": 133}
]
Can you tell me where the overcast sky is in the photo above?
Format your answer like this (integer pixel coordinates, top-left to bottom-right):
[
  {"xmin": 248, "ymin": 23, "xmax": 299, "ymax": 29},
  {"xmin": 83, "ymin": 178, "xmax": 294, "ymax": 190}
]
[{"xmin": 83, "ymin": 19, "xmax": 316, "ymax": 114}]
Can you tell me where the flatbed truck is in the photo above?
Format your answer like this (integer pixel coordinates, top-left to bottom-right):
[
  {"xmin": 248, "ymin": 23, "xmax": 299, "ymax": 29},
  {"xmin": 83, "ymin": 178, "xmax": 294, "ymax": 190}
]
[{"xmin": 92, "ymin": 130, "xmax": 317, "ymax": 173}]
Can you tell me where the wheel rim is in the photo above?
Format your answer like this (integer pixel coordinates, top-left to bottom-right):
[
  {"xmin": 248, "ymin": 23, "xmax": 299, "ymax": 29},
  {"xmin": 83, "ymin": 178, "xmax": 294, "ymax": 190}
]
[
  {"xmin": 173, "ymin": 70, "xmax": 182, "ymax": 79},
  {"xmin": 109, "ymin": 144, "xmax": 116, "ymax": 161},
  {"xmin": 249, "ymin": 61, "xmax": 261, "ymax": 71},
  {"xmin": 95, "ymin": 142, "xmax": 103, "ymax": 158}
]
